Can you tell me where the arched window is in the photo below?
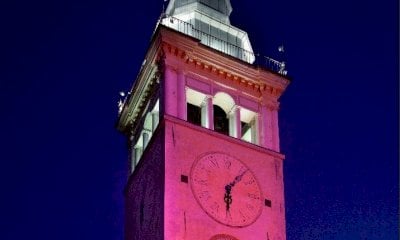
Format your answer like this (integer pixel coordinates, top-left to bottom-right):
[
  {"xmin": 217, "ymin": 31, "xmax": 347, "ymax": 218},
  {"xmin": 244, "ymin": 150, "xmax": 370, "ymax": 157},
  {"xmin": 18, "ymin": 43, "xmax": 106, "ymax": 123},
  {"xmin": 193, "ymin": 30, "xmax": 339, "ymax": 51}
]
[
  {"xmin": 186, "ymin": 88, "xmax": 209, "ymax": 128},
  {"xmin": 213, "ymin": 92, "xmax": 235, "ymax": 136}
]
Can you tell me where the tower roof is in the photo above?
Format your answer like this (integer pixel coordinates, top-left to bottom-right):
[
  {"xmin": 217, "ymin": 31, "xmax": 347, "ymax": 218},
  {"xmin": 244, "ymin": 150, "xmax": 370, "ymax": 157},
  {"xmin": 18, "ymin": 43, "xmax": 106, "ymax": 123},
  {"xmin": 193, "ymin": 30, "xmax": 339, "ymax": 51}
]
[
  {"xmin": 163, "ymin": 0, "xmax": 255, "ymax": 63},
  {"xmin": 166, "ymin": 0, "xmax": 233, "ymax": 23}
]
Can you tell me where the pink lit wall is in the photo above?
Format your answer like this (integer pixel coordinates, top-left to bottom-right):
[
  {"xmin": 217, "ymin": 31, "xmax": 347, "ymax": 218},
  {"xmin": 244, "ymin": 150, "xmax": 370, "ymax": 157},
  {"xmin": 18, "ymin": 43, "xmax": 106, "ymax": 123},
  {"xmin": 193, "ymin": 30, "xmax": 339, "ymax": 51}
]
[{"xmin": 164, "ymin": 116, "xmax": 286, "ymax": 240}]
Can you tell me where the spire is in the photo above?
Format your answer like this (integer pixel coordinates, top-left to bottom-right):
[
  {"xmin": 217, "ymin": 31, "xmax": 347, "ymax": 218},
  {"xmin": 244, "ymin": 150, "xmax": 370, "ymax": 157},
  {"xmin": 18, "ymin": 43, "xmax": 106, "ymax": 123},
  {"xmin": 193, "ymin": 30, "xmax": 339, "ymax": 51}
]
[
  {"xmin": 163, "ymin": 0, "xmax": 255, "ymax": 63},
  {"xmin": 166, "ymin": 0, "xmax": 232, "ymax": 24}
]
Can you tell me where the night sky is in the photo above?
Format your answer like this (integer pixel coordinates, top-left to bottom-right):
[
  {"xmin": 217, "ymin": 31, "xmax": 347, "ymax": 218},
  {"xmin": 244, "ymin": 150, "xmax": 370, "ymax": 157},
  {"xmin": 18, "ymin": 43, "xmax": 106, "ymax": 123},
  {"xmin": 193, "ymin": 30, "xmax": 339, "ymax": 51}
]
[{"xmin": 1, "ymin": 0, "xmax": 398, "ymax": 239}]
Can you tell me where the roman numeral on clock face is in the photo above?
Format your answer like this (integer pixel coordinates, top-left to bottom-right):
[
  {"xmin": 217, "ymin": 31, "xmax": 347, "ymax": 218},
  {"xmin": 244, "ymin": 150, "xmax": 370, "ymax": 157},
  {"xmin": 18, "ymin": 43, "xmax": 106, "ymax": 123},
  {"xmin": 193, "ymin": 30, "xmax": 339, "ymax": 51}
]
[
  {"xmin": 238, "ymin": 166, "xmax": 247, "ymax": 176},
  {"xmin": 209, "ymin": 158, "xmax": 219, "ymax": 168},
  {"xmin": 194, "ymin": 178, "xmax": 208, "ymax": 186},
  {"xmin": 246, "ymin": 203, "xmax": 255, "ymax": 211},
  {"xmin": 248, "ymin": 193, "xmax": 260, "ymax": 200},
  {"xmin": 198, "ymin": 191, "xmax": 211, "ymax": 201},
  {"xmin": 199, "ymin": 164, "xmax": 211, "ymax": 174},
  {"xmin": 223, "ymin": 158, "xmax": 231, "ymax": 169},
  {"xmin": 239, "ymin": 210, "xmax": 248, "ymax": 222},
  {"xmin": 244, "ymin": 178, "xmax": 255, "ymax": 185},
  {"xmin": 210, "ymin": 201, "xmax": 220, "ymax": 214}
]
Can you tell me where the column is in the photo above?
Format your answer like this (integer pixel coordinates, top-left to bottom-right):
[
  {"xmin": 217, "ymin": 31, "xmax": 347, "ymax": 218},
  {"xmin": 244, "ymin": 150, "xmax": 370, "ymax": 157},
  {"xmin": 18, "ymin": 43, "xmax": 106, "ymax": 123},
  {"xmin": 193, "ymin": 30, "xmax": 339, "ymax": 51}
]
[
  {"xmin": 229, "ymin": 106, "xmax": 241, "ymax": 138},
  {"xmin": 205, "ymin": 95, "xmax": 214, "ymax": 130},
  {"xmin": 229, "ymin": 112, "xmax": 235, "ymax": 137},
  {"xmin": 135, "ymin": 146, "xmax": 143, "ymax": 164},
  {"xmin": 152, "ymin": 111, "xmax": 159, "ymax": 132},
  {"xmin": 235, "ymin": 106, "xmax": 241, "ymax": 138},
  {"xmin": 254, "ymin": 113, "xmax": 261, "ymax": 145},
  {"xmin": 129, "ymin": 136, "xmax": 135, "ymax": 174},
  {"xmin": 201, "ymin": 101, "xmax": 208, "ymax": 127},
  {"xmin": 129, "ymin": 152, "xmax": 136, "ymax": 174},
  {"xmin": 142, "ymin": 131, "xmax": 150, "ymax": 149}
]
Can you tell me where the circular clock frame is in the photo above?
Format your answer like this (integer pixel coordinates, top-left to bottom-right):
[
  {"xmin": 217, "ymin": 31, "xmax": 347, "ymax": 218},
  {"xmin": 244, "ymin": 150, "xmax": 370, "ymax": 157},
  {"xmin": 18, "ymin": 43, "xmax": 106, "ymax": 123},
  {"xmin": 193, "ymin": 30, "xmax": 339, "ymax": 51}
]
[
  {"xmin": 210, "ymin": 233, "xmax": 240, "ymax": 240},
  {"xmin": 190, "ymin": 152, "xmax": 263, "ymax": 228}
]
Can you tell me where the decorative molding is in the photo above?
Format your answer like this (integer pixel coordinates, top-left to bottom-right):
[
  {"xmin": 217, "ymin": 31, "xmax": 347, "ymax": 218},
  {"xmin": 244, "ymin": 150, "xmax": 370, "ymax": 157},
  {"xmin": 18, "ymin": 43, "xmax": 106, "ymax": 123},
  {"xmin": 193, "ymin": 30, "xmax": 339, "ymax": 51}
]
[{"xmin": 160, "ymin": 37, "xmax": 288, "ymax": 98}]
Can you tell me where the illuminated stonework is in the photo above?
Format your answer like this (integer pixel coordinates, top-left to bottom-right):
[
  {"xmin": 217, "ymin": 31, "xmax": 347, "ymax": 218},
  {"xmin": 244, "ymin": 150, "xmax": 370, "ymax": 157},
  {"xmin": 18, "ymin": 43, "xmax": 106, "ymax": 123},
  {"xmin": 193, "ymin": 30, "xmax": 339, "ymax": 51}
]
[{"xmin": 117, "ymin": 1, "xmax": 290, "ymax": 239}]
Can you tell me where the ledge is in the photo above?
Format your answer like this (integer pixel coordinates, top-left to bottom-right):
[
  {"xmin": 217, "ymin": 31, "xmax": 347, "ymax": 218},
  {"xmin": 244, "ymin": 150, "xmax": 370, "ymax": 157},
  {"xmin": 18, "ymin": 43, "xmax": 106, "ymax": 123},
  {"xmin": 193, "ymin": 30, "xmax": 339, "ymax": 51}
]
[{"xmin": 164, "ymin": 114, "xmax": 285, "ymax": 160}]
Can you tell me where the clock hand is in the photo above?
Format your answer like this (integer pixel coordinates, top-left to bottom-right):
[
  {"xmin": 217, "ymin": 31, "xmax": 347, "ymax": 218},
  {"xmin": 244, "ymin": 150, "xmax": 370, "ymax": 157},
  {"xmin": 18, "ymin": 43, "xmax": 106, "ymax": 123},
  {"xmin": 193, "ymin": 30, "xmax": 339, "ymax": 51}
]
[
  {"xmin": 224, "ymin": 184, "xmax": 232, "ymax": 211},
  {"xmin": 229, "ymin": 170, "xmax": 248, "ymax": 187},
  {"xmin": 224, "ymin": 170, "xmax": 248, "ymax": 211}
]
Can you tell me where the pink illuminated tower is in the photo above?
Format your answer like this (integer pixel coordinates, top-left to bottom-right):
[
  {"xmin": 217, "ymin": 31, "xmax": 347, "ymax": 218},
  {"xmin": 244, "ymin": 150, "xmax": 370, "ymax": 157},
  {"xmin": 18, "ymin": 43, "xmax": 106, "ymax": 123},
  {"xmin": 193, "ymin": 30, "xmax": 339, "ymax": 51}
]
[{"xmin": 117, "ymin": 1, "xmax": 290, "ymax": 239}]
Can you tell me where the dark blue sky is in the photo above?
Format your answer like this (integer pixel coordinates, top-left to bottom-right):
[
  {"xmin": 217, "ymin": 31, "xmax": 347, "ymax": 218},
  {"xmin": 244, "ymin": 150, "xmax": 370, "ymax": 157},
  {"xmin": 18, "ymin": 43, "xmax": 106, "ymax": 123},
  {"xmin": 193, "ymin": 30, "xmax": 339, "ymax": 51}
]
[{"xmin": 0, "ymin": 0, "xmax": 398, "ymax": 239}]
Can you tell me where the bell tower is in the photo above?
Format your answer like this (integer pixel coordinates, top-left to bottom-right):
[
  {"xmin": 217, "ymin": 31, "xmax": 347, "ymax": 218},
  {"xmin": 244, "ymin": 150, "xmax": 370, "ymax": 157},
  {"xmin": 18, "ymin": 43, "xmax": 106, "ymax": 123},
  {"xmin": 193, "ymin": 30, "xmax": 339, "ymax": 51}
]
[{"xmin": 117, "ymin": 1, "xmax": 290, "ymax": 239}]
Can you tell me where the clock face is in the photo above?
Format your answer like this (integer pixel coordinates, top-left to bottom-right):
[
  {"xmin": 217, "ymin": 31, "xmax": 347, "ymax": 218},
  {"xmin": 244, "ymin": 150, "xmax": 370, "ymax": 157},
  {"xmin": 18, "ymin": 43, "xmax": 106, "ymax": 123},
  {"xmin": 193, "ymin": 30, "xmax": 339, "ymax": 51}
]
[{"xmin": 190, "ymin": 152, "xmax": 263, "ymax": 227}]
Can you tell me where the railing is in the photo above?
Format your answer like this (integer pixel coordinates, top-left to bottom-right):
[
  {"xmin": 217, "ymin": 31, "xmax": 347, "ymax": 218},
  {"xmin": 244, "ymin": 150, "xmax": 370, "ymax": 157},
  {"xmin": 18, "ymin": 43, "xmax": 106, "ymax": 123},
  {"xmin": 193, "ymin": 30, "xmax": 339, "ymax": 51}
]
[
  {"xmin": 160, "ymin": 16, "xmax": 287, "ymax": 76},
  {"xmin": 263, "ymin": 56, "xmax": 287, "ymax": 76}
]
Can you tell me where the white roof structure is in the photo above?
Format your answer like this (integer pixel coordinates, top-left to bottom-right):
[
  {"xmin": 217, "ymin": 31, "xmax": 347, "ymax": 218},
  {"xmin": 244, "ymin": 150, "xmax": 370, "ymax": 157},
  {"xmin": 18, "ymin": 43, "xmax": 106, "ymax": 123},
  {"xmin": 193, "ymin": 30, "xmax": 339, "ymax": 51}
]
[{"xmin": 163, "ymin": 0, "xmax": 255, "ymax": 63}]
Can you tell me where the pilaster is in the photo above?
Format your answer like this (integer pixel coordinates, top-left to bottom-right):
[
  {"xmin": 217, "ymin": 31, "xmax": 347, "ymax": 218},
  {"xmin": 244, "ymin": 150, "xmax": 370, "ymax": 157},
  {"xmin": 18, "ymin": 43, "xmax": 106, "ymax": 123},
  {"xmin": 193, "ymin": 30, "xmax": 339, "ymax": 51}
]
[
  {"xmin": 206, "ymin": 95, "xmax": 214, "ymax": 130},
  {"xmin": 271, "ymin": 105, "xmax": 280, "ymax": 152},
  {"xmin": 164, "ymin": 64, "xmax": 178, "ymax": 117},
  {"xmin": 177, "ymin": 69, "xmax": 187, "ymax": 120},
  {"xmin": 261, "ymin": 101, "xmax": 280, "ymax": 151}
]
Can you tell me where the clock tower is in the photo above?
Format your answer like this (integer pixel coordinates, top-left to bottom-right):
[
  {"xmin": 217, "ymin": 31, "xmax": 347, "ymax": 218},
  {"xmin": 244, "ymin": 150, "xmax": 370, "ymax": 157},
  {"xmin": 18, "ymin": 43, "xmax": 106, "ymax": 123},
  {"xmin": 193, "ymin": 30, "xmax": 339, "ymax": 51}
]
[{"xmin": 117, "ymin": 1, "xmax": 290, "ymax": 239}]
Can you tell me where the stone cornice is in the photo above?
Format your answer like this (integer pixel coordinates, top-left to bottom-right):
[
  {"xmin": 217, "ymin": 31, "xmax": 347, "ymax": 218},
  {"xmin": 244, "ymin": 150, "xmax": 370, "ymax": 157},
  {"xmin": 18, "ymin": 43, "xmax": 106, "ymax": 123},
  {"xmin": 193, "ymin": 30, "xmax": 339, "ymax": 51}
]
[
  {"xmin": 158, "ymin": 26, "xmax": 290, "ymax": 99},
  {"xmin": 116, "ymin": 32, "xmax": 163, "ymax": 133}
]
